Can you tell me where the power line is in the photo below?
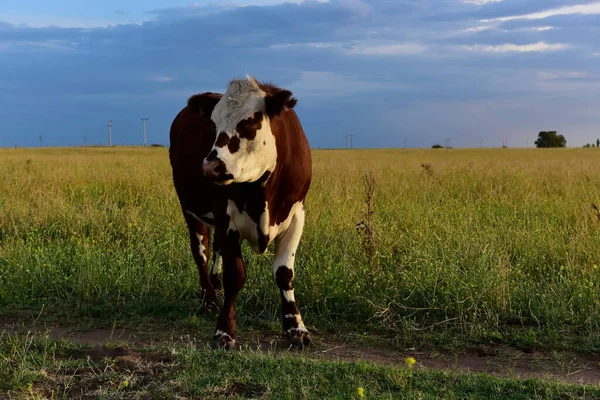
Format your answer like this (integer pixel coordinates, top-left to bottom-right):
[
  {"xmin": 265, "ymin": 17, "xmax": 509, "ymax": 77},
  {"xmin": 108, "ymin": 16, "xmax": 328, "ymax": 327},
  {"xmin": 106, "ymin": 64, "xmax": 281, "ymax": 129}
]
[{"xmin": 141, "ymin": 118, "xmax": 149, "ymax": 147}]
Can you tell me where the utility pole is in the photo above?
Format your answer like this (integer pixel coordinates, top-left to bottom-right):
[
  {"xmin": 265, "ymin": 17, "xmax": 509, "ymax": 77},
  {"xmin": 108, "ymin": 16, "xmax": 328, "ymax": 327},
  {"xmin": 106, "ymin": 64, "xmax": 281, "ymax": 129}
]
[
  {"xmin": 526, "ymin": 140, "xmax": 528, "ymax": 148},
  {"xmin": 444, "ymin": 137, "xmax": 450, "ymax": 148},
  {"xmin": 141, "ymin": 118, "xmax": 149, "ymax": 147},
  {"xmin": 39, "ymin": 136, "xmax": 43, "ymax": 147},
  {"xmin": 107, "ymin": 119, "xmax": 112, "ymax": 147},
  {"xmin": 480, "ymin": 139, "xmax": 483, "ymax": 148},
  {"xmin": 404, "ymin": 137, "xmax": 407, "ymax": 149},
  {"xmin": 345, "ymin": 134, "xmax": 354, "ymax": 149},
  {"xmin": 84, "ymin": 136, "xmax": 87, "ymax": 146}
]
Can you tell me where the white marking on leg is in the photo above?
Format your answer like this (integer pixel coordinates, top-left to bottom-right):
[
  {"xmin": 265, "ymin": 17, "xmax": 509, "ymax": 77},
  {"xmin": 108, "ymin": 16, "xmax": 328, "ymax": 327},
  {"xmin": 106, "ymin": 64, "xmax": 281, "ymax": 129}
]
[
  {"xmin": 281, "ymin": 290, "xmax": 295, "ymax": 303},
  {"xmin": 284, "ymin": 314, "xmax": 302, "ymax": 322},
  {"xmin": 273, "ymin": 205, "xmax": 309, "ymax": 334},
  {"xmin": 272, "ymin": 202, "xmax": 304, "ymax": 268},
  {"xmin": 214, "ymin": 329, "xmax": 233, "ymax": 341},
  {"xmin": 211, "ymin": 252, "xmax": 223, "ymax": 275},
  {"xmin": 196, "ymin": 234, "xmax": 207, "ymax": 263},
  {"xmin": 286, "ymin": 325, "xmax": 308, "ymax": 334}
]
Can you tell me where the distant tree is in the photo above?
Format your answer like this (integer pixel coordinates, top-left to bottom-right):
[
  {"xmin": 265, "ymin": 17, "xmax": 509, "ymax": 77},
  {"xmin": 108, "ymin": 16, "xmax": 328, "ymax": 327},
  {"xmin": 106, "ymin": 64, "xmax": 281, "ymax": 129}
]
[
  {"xmin": 534, "ymin": 131, "xmax": 567, "ymax": 148},
  {"xmin": 597, "ymin": 138, "xmax": 600, "ymax": 147},
  {"xmin": 432, "ymin": 144, "xmax": 443, "ymax": 149},
  {"xmin": 583, "ymin": 143, "xmax": 592, "ymax": 148},
  {"xmin": 150, "ymin": 143, "xmax": 165, "ymax": 147}
]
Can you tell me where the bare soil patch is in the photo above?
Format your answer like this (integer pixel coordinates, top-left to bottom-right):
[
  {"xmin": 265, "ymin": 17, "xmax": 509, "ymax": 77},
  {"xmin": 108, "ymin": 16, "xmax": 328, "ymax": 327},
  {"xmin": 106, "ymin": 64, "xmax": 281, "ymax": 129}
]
[{"xmin": 3, "ymin": 321, "xmax": 599, "ymax": 386}]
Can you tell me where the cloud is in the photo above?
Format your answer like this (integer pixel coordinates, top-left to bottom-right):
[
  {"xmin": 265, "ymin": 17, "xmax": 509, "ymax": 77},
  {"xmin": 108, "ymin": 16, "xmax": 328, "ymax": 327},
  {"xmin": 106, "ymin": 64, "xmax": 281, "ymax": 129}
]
[
  {"xmin": 0, "ymin": 39, "xmax": 78, "ymax": 53},
  {"xmin": 461, "ymin": 42, "xmax": 569, "ymax": 53},
  {"xmin": 148, "ymin": 75, "xmax": 175, "ymax": 83},
  {"xmin": 482, "ymin": 2, "xmax": 600, "ymax": 23},
  {"xmin": 270, "ymin": 41, "xmax": 428, "ymax": 56},
  {"xmin": 289, "ymin": 71, "xmax": 416, "ymax": 97},
  {"xmin": 537, "ymin": 71, "xmax": 586, "ymax": 80},
  {"xmin": 346, "ymin": 43, "xmax": 427, "ymax": 56},
  {"xmin": 1, "ymin": 0, "xmax": 599, "ymax": 148},
  {"xmin": 463, "ymin": 0, "xmax": 503, "ymax": 5}
]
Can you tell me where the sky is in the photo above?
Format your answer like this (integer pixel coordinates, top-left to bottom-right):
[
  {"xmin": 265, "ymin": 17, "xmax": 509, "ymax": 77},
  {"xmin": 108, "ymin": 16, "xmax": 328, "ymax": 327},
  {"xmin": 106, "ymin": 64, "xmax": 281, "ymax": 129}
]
[{"xmin": 1, "ymin": 0, "xmax": 599, "ymax": 149}]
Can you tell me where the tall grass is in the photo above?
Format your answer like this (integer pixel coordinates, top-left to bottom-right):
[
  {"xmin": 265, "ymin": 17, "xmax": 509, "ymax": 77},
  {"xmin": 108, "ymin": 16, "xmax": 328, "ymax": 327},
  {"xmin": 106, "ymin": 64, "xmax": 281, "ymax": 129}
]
[{"xmin": 1, "ymin": 147, "xmax": 599, "ymax": 348}]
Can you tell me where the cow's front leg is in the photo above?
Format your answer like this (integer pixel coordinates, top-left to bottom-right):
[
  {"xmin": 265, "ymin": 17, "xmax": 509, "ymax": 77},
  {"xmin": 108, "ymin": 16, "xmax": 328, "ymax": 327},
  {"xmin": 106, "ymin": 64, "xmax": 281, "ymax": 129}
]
[
  {"xmin": 273, "ymin": 205, "xmax": 310, "ymax": 348},
  {"xmin": 211, "ymin": 229, "xmax": 245, "ymax": 350}
]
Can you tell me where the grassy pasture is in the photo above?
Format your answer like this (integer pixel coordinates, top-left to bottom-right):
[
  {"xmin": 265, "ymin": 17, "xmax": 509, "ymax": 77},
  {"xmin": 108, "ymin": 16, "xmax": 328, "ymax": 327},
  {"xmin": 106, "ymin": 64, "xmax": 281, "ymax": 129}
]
[
  {"xmin": 2, "ymin": 330, "xmax": 599, "ymax": 399},
  {"xmin": 1, "ymin": 147, "xmax": 600, "ymax": 351}
]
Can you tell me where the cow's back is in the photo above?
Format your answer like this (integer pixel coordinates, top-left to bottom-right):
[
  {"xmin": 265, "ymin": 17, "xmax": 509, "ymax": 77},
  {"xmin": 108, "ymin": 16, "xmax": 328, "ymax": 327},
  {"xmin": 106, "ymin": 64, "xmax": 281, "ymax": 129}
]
[{"xmin": 169, "ymin": 92, "xmax": 222, "ymax": 213}]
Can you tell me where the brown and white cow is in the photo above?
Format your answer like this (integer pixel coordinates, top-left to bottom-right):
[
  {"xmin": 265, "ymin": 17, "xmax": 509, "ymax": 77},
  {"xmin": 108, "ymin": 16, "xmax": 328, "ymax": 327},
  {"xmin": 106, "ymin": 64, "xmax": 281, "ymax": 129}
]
[{"xmin": 169, "ymin": 76, "xmax": 312, "ymax": 348}]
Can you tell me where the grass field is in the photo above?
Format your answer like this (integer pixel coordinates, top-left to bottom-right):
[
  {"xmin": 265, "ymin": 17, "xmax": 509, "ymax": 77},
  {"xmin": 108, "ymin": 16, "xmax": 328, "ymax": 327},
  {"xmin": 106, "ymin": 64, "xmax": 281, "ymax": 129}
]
[{"xmin": 1, "ymin": 147, "xmax": 600, "ymax": 397}]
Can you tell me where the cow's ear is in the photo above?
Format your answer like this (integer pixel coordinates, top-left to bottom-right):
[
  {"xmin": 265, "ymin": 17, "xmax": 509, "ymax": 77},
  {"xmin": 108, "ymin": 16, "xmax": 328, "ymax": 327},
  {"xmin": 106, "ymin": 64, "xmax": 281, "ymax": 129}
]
[
  {"xmin": 265, "ymin": 90, "xmax": 297, "ymax": 117},
  {"xmin": 187, "ymin": 92, "xmax": 222, "ymax": 117}
]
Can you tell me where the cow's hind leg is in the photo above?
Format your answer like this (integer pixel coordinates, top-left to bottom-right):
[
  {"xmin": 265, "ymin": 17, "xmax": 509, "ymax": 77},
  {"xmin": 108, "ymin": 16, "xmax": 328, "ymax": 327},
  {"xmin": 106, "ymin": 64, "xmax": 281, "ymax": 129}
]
[
  {"xmin": 211, "ymin": 228, "xmax": 245, "ymax": 350},
  {"xmin": 273, "ymin": 204, "xmax": 310, "ymax": 348},
  {"xmin": 185, "ymin": 211, "xmax": 219, "ymax": 312},
  {"xmin": 210, "ymin": 231, "xmax": 223, "ymax": 292}
]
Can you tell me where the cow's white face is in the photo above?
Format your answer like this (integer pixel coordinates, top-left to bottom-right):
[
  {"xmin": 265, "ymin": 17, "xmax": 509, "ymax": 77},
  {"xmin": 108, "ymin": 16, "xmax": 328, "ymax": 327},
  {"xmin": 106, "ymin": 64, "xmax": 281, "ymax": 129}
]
[{"xmin": 203, "ymin": 76, "xmax": 296, "ymax": 185}]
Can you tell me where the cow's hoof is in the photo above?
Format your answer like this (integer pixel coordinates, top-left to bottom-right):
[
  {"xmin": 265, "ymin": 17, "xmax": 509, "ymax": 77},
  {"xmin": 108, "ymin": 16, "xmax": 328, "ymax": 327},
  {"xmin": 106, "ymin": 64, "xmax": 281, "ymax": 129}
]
[
  {"xmin": 286, "ymin": 330, "xmax": 311, "ymax": 350},
  {"xmin": 209, "ymin": 332, "xmax": 236, "ymax": 350},
  {"xmin": 209, "ymin": 340, "xmax": 237, "ymax": 350}
]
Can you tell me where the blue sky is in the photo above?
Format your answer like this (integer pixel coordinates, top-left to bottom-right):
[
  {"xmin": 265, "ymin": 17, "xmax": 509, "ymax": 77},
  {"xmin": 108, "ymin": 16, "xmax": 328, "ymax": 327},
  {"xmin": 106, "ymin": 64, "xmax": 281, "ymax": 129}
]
[{"xmin": 1, "ymin": 0, "xmax": 599, "ymax": 148}]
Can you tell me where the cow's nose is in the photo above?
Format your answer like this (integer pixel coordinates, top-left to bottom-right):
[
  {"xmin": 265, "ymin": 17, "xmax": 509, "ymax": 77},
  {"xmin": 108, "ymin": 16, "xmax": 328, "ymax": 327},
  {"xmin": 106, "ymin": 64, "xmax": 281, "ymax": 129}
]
[{"xmin": 202, "ymin": 159, "xmax": 232, "ymax": 182}]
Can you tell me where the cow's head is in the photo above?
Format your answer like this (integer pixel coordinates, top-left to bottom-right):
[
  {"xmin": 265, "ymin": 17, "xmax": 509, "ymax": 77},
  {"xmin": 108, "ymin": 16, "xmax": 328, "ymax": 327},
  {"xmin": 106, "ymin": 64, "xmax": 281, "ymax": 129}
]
[{"xmin": 202, "ymin": 75, "xmax": 297, "ymax": 185}]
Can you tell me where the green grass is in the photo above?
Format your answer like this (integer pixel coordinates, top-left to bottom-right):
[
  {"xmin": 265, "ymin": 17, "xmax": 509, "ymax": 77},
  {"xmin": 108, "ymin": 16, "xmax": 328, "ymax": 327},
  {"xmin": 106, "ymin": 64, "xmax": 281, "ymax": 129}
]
[
  {"xmin": 2, "ymin": 331, "xmax": 599, "ymax": 399},
  {"xmin": 1, "ymin": 147, "xmax": 600, "ymax": 351}
]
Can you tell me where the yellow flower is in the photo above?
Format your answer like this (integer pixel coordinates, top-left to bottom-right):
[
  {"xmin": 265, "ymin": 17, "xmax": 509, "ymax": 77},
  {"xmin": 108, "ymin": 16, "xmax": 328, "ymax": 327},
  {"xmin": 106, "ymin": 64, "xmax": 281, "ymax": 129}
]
[
  {"xmin": 357, "ymin": 387, "xmax": 365, "ymax": 397},
  {"xmin": 405, "ymin": 357, "xmax": 416, "ymax": 367}
]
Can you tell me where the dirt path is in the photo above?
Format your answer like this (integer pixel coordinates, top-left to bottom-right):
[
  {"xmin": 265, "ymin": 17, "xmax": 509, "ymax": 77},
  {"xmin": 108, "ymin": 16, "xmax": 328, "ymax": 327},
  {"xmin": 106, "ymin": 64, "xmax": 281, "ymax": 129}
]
[{"xmin": 4, "ymin": 319, "xmax": 599, "ymax": 386}]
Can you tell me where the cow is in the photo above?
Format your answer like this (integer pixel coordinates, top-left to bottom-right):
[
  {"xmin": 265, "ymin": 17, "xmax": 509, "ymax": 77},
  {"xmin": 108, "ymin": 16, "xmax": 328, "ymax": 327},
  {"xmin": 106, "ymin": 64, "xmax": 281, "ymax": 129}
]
[{"xmin": 169, "ymin": 76, "xmax": 312, "ymax": 349}]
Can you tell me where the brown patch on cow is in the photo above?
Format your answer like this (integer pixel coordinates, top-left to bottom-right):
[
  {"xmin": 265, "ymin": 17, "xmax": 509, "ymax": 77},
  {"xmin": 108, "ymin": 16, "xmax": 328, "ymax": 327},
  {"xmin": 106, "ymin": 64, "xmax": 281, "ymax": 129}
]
[
  {"xmin": 236, "ymin": 111, "xmax": 263, "ymax": 140},
  {"xmin": 228, "ymin": 136, "xmax": 241, "ymax": 153},
  {"xmin": 265, "ymin": 90, "xmax": 297, "ymax": 117},
  {"xmin": 187, "ymin": 92, "xmax": 222, "ymax": 116},
  {"xmin": 215, "ymin": 132, "xmax": 230, "ymax": 148},
  {"xmin": 257, "ymin": 229, "xmax": 269, "ymax": 253},
  {"xmin": 206, "ymin": 149, "xmax": 218, "ymax": 161},
  {"xmin": 275, "ymin": 266, "xmax": 294, "ymax": 290},
  {"xmin": 257, "ymin": 171, "xmax": 271, "ymax": 184}
]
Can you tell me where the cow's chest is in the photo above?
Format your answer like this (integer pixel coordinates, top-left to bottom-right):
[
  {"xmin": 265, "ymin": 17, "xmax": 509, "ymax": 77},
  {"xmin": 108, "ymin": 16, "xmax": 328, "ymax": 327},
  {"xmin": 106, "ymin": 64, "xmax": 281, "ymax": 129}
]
[{"xmin": 226, "ymin": 199, "xmax": 271, "ymax": 254}]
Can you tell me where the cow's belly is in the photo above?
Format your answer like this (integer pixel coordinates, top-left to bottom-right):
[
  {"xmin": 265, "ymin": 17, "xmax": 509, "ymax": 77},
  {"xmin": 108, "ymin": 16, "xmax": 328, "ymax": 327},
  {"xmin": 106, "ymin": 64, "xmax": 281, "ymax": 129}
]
[
  {"xmin": 226, "ymin": 200, "xmax": 270, "ymax": 254},
  {"xmin": 226, "ymin": 200, "xmax": 303, "ymax": 254}
]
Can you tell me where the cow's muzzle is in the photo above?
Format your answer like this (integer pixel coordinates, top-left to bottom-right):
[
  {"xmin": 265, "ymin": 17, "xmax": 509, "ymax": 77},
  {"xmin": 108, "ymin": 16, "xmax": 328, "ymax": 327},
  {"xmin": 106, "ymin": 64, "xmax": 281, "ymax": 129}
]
[{"xmin": 202, "ymin": 160, "xmax": 234, "ymax": 184}]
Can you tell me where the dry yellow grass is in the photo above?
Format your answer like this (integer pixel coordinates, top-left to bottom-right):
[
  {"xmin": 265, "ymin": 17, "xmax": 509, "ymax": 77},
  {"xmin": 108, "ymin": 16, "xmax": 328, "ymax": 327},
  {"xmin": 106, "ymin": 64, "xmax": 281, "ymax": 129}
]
[{"xmin": 1, "ymin": 147, "xmax": 599, "ymax": 348}]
